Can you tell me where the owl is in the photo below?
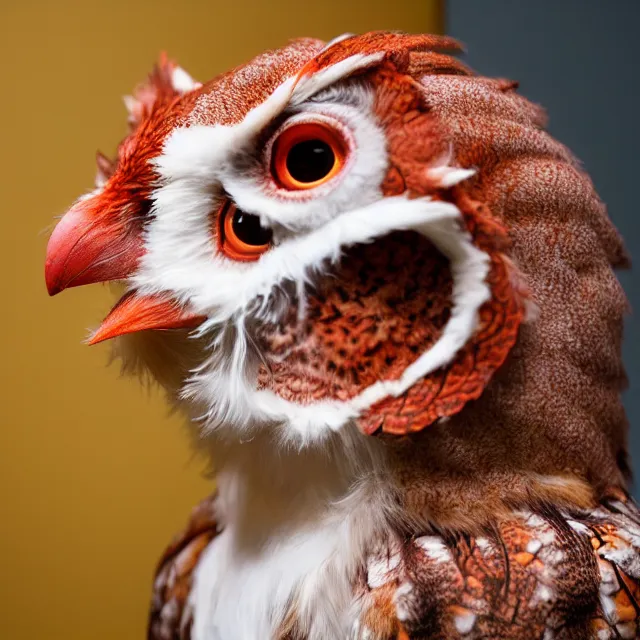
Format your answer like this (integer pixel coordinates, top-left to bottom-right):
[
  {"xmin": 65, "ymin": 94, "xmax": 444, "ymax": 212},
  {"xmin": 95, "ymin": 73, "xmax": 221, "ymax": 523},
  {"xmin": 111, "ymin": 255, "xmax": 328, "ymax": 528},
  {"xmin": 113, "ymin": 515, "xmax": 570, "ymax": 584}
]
[{"xmin": 45, "ymin": 32, "xmax": 640, "ymax": 639}]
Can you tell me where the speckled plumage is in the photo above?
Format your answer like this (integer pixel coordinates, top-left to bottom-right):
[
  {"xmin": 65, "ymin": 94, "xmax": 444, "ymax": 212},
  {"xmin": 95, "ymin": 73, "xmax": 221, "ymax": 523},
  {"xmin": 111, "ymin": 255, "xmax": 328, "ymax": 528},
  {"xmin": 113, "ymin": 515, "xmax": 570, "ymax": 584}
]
[{"xmin": 149, "ymin": 491, "xmax": 640, "ymax": 639}]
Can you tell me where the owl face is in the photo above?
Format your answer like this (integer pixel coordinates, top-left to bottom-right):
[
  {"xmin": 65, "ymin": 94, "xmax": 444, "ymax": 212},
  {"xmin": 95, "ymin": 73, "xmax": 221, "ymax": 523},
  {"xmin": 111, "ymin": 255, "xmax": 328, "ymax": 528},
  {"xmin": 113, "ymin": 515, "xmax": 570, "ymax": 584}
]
[{"xmin": 45, "ymin": 33, "xmax": 526, "ymax": 443}]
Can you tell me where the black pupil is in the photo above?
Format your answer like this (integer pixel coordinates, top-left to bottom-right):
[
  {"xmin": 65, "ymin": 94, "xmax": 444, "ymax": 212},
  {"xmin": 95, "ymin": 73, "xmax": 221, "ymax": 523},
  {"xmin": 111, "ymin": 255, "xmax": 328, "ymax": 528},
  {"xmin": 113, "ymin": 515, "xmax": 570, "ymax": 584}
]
[
  {"xmin": 286, "ymin": 139, "xmax": 335, "ymax": 183},
  {"xmin": 231, "ymin": 209, "xmax": 272, "ymax": 246}
]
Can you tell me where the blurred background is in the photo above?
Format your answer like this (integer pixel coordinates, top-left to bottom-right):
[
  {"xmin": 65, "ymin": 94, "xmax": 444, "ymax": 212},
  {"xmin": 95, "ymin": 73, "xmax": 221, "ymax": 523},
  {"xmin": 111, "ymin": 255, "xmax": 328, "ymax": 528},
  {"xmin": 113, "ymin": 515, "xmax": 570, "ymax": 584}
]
[{"xmin": 1, "ymin": 1, "xmax": 637, "ymax": 638}]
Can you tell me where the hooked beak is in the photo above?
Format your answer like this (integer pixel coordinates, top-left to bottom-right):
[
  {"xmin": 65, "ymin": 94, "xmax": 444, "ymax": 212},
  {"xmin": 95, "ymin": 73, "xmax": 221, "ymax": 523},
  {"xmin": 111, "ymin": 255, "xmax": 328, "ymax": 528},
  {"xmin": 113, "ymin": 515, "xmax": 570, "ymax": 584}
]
[
  {"xmin": 45, "ymin": 193, "xmax": 204, "ymax": 342},
  {"xmin": 45, "ymin": 198, "xmax": 143, "ymax": 295}
]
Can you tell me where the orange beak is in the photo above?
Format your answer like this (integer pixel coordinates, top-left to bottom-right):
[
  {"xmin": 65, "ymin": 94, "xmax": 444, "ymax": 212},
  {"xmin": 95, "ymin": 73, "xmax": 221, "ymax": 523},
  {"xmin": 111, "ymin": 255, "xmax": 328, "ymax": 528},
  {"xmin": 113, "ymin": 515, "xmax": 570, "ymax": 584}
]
[
  {"xmin": 87, "ymin": 291, "xmax": 205, "ymax": 345},
  {"xmin": 45, "ymin": 192, "xmax": 204, "ymax": 342}
]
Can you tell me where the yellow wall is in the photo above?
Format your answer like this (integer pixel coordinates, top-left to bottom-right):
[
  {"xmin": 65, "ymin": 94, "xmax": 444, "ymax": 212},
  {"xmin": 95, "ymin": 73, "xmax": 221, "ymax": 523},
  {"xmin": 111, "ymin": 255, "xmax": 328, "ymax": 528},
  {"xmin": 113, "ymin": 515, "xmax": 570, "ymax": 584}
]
[{"xmin": 0, "ymin": 2, "xmax": 442, "ymax": 638}]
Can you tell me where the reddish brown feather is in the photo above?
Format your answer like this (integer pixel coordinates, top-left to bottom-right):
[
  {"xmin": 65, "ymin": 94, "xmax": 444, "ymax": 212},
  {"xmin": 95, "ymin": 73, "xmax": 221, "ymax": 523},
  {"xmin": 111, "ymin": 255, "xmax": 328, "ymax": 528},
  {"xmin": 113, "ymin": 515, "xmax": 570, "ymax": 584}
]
[
  {"xmin": 148, "ymin": 492, "xmax": 640, "ymax": 639},
  {"xmin": 296, "ymin": 32, "xmax": 463, "ymax": 80}
]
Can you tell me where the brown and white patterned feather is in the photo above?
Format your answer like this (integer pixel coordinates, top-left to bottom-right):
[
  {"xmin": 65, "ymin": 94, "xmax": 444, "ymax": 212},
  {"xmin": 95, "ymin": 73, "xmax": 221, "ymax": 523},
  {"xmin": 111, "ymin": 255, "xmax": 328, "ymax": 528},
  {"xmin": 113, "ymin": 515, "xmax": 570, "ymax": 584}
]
[{"xmin": 148, "ymin": 493, "xmax": 640, "ymax": 639}]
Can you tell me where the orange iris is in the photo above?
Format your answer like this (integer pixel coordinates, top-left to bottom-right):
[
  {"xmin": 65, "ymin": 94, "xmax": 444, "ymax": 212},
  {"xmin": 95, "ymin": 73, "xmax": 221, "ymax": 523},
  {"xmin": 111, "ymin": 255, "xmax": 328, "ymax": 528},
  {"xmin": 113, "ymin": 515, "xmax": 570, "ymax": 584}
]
[
  {"xmin": 271, "ymin": 122, "xmax": 347, "ymax": 190},
  {"xmin": 217, "ymin": 200, "xmax": 272, "ymax": 262}
]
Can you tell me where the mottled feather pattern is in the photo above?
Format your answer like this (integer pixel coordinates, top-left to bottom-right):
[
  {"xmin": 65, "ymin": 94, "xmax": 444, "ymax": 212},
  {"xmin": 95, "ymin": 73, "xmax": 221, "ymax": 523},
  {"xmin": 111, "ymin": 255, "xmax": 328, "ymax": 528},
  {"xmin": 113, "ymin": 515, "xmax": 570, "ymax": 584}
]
[
  {"xmin": 148, "ymin": 494, "xmax": 640, "ymax": 639},
  {"xmin": 368, "ymin": 496, "xmax": 640, "ymax": 640},
  {"xmin": 148, "ymin": 497, "xmax": 218, "ymax": 640}
]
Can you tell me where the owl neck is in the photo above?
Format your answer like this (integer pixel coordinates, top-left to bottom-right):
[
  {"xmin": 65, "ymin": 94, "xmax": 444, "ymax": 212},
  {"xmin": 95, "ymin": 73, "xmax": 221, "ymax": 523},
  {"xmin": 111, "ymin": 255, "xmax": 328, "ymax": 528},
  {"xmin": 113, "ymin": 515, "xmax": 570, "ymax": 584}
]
[
  {"xmin": 189, "ymin": 425, "xmax": 398, "ymax": 638},
  {"xmin": 208, "ymin": 425, "xmax": 396, "ymax": 545}
]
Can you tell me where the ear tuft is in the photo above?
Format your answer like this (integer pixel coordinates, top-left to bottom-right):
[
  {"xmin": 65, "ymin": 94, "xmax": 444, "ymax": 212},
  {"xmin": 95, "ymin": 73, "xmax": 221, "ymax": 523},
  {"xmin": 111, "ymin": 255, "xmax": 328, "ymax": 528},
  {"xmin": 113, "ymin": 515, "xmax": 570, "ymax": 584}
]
[{"xmin": 123, "ymin": 53, "xmax": 201, "ymax": 132}]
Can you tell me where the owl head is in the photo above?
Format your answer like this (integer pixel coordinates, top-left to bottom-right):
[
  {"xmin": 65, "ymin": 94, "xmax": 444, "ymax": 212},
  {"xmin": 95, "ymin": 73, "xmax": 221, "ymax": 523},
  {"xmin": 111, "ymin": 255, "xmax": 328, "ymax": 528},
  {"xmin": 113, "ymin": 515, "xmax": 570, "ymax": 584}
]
[{"xmin": 45, "ymin": 33, "xmax": 628, "ymax": 458}]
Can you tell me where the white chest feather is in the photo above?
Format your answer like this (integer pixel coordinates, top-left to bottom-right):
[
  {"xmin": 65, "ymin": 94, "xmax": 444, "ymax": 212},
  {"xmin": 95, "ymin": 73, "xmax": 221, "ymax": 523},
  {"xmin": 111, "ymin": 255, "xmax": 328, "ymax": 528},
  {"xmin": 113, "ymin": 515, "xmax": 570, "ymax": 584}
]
[{"xmin": 190, "ymin": 427, "xmax": 395, "ymax": 640}]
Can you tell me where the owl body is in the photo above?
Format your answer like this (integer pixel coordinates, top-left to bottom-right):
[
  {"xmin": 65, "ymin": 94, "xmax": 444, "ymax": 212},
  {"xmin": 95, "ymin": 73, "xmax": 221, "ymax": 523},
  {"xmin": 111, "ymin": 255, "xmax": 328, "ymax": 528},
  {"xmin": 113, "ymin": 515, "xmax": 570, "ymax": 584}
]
[
  {"xmin": 151, "ymin": 489, "xmax": 640, "ymax": 639},
  {"xmin": 45, "ymin": 33, "xmax": 638, "ymax": 639}
]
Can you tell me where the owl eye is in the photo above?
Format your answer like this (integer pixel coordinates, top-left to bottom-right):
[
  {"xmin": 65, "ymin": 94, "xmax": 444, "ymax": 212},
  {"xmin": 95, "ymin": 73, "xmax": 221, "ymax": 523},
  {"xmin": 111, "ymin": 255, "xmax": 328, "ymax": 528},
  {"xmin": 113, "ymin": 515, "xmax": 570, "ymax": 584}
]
[
  {"xmin": 271, "ymin": 122, "xmax": 347, "ymax": 190},
  {"xmin": 217, "ymin": 200, "xmax": 272, "ymax": 262}
]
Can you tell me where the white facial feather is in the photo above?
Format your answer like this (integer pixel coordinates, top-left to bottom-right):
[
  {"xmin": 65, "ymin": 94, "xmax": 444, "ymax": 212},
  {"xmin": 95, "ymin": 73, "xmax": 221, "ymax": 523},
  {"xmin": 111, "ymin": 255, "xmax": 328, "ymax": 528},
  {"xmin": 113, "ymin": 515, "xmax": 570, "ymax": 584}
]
[
  {"xmin": 224, "ymin": 89, "xmax": 388, "ymax": 232},
  {"xmin": 137, "ymin": 74, "xmax": 485, "ymax": 442},
  {"xmin": 289, "ymin": 52, "xmax": 385, "ymax": 106}
]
